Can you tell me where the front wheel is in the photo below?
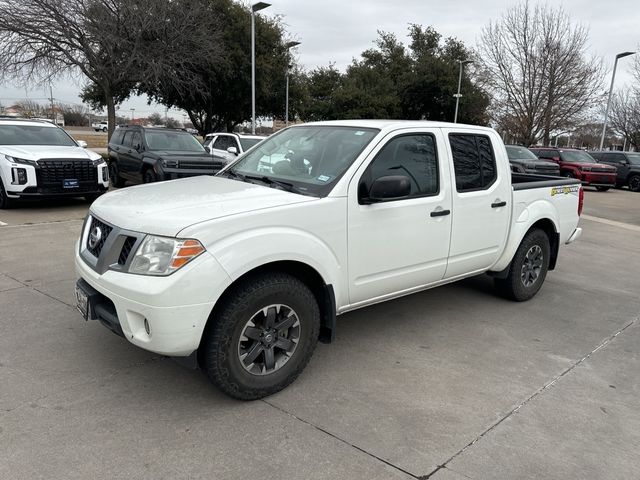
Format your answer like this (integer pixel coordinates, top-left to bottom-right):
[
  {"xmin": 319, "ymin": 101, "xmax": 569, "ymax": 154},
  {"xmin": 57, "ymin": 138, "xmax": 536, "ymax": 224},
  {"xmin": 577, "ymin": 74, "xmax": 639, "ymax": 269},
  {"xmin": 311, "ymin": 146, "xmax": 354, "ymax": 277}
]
[
  {"xmin": 595, "ymin": 186, "xmax": 610, "ymax": 192},
  {"xmin": 495, "ymin": 228, "xmax": 550, "ymax": 302},
  {"xmin": 109, "ymin": 161, "xmax": 125, "ymax": 188},
  {"xmin": 628, "ymin": 175, "xmax": 640, "ymax": 192},
  {"xmin": 143, "ymin": 169, "xmax": 158, "ymax": 183},
  {"xmin": 563, "ymin": 171, "xmax": 575, "ymax": 179},
  {"xmin": 0, "ymin": 179, "xmax": 16, "ymax": 209},
  {"xmin": 201, "ymin": 272, "xmax": 320, "ymax": 400}
]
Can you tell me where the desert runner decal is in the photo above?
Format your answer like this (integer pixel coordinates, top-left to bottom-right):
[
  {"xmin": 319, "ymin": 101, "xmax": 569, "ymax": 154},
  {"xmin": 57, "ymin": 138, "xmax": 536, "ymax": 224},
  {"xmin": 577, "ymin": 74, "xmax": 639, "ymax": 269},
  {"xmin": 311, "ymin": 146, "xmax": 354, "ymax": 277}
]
[{"xmin": 551, "ymin": 185, "xmax": 580, "ymax": 196}]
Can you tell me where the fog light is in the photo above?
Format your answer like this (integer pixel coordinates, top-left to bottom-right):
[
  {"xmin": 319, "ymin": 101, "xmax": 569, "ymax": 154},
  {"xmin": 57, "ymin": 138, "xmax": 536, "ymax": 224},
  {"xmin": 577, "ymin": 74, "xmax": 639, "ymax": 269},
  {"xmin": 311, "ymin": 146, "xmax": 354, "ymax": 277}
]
[
  {"xmin": 11, "ymin": 167, "xmax": 27, "ymax": 185},
  {"xmin": 144, "ymin": 318, "xmax": 150, "ymax": 335}
]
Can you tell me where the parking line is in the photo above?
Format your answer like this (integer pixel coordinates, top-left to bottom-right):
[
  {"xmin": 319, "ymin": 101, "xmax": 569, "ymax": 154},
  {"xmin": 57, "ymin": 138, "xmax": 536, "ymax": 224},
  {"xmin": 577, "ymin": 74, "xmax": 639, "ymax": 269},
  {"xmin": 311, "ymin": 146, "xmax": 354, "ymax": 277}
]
[
  {"xmin": 581, "ymin": 214, "xmax": 640, "ymax": 233},
  {"xmin": 0, "ymin": 219, "xmax": 7, "ymax": 226}
]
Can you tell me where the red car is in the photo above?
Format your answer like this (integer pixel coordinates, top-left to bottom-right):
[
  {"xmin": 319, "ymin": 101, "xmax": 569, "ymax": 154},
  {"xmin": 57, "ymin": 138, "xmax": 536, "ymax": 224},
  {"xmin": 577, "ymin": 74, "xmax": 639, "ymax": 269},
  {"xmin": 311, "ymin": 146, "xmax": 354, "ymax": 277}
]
[{"xmin": 529, "ymin": 147, "xmax": 617, "ymax": 191}]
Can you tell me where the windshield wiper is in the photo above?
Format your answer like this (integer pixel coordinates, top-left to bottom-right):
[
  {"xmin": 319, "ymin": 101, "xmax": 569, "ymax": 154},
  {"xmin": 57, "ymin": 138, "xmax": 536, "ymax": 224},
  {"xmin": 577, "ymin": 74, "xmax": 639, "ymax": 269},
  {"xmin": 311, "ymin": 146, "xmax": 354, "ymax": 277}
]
[
  {"xmin": 243, "ymin": 175, "xmax": 306, "ymax": 195},
  {"xmin": 220, "ymin": 170, "xmax": 246, "ymax": 181}
]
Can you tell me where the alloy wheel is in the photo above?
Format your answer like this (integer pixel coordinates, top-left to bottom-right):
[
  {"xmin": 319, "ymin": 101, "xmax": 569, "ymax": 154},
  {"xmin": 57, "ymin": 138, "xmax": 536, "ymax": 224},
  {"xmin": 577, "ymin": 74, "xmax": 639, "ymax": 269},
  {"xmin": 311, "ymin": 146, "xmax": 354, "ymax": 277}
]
[{"xmin": 521, "ymin": 245, "xmax": 543, "ymax": 287}]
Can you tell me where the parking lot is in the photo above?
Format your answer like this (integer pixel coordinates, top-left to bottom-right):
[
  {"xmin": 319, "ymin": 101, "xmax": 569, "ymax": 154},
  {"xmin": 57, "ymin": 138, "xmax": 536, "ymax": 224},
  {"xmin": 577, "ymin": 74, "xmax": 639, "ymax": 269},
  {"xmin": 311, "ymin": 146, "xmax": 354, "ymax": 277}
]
[{"xmin": 1, "ymin": 188, "xmax": 639, "ymax": 479}]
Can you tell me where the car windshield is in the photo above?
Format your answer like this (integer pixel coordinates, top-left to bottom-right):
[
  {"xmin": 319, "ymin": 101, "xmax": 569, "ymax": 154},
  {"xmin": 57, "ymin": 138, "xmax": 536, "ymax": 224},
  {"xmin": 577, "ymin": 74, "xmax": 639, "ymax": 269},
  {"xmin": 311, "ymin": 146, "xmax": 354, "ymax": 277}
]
[
  {"xmin": 626, "ymin": 153, "xmax": 640, "ymax": 165},
  {"xmin": 0, "ymin": 124, "xmax": 77, "ymax": 146},
  {"xmin": 506, "ymin": 146, "xmax": 538, "ymax": 161},
  {"xmin": 239, "ymin": 137, "xmax": 263, "ymax": 151},
  {"xmin": 559, "ymin": 150, "xmax": 596, "ymax": 163},
  {"xmin": 145, "ymin": 130, "xmax": 206, "ymax": 152},
  {"xmin": 223, "ymin": 126, "xmax": 379, "ymax": 197}
]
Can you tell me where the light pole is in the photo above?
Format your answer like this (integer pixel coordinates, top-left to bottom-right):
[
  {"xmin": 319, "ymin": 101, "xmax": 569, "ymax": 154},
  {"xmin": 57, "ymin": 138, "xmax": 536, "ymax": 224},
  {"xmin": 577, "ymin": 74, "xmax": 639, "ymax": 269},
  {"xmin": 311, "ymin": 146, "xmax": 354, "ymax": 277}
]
[
  {"xmin": 130, "ymin": 108, "xmax": 135, "ymax": 122},
  {"xmin": 453, "ymin": 59, "xmax": 473, "ymax": 123},
  {"xmin": 251, "ymin": 2, "xmax": 271, "ymax": 135},
  {"xmin": 285, "ymin": 41, "xmax": 300, "ymax": 127},
  {"xmin": 599, "ymin": 51, "xmax": 635, "ymax": 150}
]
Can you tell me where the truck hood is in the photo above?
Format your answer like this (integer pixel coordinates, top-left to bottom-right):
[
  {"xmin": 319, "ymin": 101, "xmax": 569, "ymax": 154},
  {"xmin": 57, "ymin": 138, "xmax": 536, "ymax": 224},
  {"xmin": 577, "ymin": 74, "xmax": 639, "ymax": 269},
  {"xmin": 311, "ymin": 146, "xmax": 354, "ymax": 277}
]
[
  {"xmin": 0, "ymin": 145, "xmax": 101, "ymax": 161},
  {"xmin": 90, "ymin": 176, "xmax": 317, "ymax": 237}
]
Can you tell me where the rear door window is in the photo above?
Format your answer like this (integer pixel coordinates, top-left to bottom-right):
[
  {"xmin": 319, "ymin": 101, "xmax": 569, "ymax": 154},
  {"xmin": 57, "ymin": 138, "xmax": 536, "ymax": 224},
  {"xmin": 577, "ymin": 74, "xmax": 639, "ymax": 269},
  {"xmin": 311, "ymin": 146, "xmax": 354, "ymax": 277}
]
[{"xmin": 449, "ymin": 133, "xmax": 497, "ymax": 192}]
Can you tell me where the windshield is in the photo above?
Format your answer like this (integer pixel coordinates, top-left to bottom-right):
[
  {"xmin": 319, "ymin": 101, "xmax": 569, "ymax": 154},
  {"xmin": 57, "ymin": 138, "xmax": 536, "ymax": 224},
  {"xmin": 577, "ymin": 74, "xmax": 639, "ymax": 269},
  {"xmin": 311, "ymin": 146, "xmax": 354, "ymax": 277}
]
[
  {"xmin": 559, "ymin": 150, "xmax": 596, "ymax": 163},
  {"xmin": 145, "ymin": 130, "xmax": 206, "ymax": 153},
  {"xmin": 239, "ymin": 137, "xmax": 263, "ymax": 151},
  {"xmin": 224, "ymin": 126, "xmax": 379, "ymax": 197},
  {"xmin": 626, "ymin": 153, "xmax": 640, "ymax": 165},
  {"xmin": 0, "ymin": 124, "xmax": 77, "ymax": 147},
  {"xmin": 505, "ymin": 146, "xmax": 538, "ymax": 161}
]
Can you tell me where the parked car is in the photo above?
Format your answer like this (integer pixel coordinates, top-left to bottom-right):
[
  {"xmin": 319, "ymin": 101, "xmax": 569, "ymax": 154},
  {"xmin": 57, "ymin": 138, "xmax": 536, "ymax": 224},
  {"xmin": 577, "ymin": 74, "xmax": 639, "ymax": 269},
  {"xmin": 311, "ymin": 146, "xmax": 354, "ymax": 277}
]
[
  {"xmin": 0, "ymin": 118, "xmax": 109, "ymax": 208},
  {"xmin": 107, "ymin": 125, "xmax": 223, "ymax": 187},
  {"xmin": 203, "ymin": 133, "xmax": 266, "ymax": 166},
  {"xmin": 92, "ymin": 121, "xmax": 108, "ymax": 132},
  {"xmin": 505, "ymin": 145, "xmax": 560, "ymax": 176},
  {"xmin": 529, "ymin": 147, "xmax": 617, "ymax": 191},
  {"xmin": 589, "ymin": 151, "xmax": 640, "ymax": 192},
  {"xmin": 76, "ymin": 120, "xmax": 583, "ymax": 399}
]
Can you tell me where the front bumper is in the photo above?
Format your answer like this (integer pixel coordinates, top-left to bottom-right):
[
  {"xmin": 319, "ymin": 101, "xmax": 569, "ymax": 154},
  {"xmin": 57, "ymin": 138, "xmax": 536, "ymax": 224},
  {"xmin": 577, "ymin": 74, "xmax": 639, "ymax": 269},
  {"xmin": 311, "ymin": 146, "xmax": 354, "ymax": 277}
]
[
  {"xmin": 579, "ymin": 172, "xmax": 616, "ymax": 186},
  {"xmin": 75, "ymin": 241, "xmax": 232, "ymax": 357}
]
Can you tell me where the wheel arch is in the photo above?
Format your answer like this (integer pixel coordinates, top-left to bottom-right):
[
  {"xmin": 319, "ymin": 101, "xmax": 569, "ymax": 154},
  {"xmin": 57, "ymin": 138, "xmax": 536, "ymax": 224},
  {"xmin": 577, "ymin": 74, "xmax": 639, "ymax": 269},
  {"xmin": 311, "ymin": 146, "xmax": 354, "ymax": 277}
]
[{"xmin": 200, "ymin": 260, "xmax": 336, "ymax": 365}]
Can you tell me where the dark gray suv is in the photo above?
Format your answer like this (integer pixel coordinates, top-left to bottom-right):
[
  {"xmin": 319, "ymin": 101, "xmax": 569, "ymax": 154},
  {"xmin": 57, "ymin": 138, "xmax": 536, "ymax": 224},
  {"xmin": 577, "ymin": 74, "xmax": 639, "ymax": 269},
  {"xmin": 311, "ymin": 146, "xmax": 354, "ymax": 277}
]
[
  {"xmin": 107, "ymin": 126, "xmax": 223, "ymax": 187},
  {"xmin": 505, "ymin": 145, "xmax": 560, "ymax": 176},
  {"xmin": 590, "ymin": 151, "xmax": 640, "ymax": 192}
]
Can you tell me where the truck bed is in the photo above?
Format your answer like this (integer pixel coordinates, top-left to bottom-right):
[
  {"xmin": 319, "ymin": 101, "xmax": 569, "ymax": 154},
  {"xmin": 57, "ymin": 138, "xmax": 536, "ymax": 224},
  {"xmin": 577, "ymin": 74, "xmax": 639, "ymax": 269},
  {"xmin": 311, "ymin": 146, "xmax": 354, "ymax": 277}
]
[{"xmin": 511, "ymin": 173, "xmax": 581, "ymax": 191}]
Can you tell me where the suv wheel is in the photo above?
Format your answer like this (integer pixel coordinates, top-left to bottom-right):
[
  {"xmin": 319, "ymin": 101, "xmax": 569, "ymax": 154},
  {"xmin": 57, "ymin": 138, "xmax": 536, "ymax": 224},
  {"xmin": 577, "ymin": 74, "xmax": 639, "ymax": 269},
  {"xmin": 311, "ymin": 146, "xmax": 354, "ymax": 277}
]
[
  {"xmin": 495, "ymin": 228, "xmax": 550, "ymax": 302},
  {"xmin": 563, "ymin": 171, "xmax": 574, "ymax": 178},
  {"xmin": 108, "ymin": 161, "xmax": 125, "ymax": 188},
  {"xmin": 628, "ymin": 174, "xmax": 640, "ymax": 192},
  {"xmin": 143, "ymin": 169, "xmax": 158, "ymax": 183},
  {"xmin": 201, "ymin": 272, "xmax": 320, "ymax": 400},
  {"xmin": 595, "ymin": 186, "xmax": 610, "ymax": 192},
  {"xmin": 0, "ymin": 179, "xmax": 16, "ymax": 209}
]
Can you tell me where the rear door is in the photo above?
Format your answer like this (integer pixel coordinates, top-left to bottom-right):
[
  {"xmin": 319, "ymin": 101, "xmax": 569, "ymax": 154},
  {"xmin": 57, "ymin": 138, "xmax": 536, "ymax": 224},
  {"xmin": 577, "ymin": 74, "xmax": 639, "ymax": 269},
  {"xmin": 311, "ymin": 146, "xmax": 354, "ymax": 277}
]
[
  {"xmin": 347, "ymin": 129, "xmax": 452, "ymax": 305},
  {"xmin": 118, "ymin": 131, "xmax": 136, "ymax": 179},
  {"xmin": 444, "ymin": 130, "xmax": 511, "ymax": 279}
]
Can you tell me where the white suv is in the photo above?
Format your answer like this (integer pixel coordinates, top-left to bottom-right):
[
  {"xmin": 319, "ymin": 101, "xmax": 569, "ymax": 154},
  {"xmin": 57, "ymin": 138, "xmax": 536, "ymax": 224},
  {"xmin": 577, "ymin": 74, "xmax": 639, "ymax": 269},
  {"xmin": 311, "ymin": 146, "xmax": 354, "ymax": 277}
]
[
  {"xmin": 0, "ymin": 119, "xmax": 109, "ymax": 208},
  {"xmin": 203, "ymin": 133, "xmax": 265, "ymax": 165}
]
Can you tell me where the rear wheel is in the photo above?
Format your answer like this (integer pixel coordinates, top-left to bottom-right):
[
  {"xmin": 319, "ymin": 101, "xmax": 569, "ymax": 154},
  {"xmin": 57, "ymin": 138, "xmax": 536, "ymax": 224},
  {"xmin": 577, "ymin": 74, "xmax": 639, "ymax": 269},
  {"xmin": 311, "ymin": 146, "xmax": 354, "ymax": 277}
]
[
  {"xmin": 595, "ymin": 186, "xmax": 610, "ymax": 192},
  {"xmin": 201, "ymin": 272, "xmax": 320, "ymax": 400},
  {"xmin": 563, "ymin": 171, "xmax": 574, "ymax": 178},
  {"xmin": 495, "ymin": 228, "xmax": 550, "ymax": 302},
  {"xmin": 629, "ymin": 175, "xmax": 640, "ymax": 192},
  {"xmin": 0, "ymin": 179, "xmax": 16, "ymax": 209},
  {"xmin": 108, "ymin": 161, "xmax": 125, "ymax": 188}
]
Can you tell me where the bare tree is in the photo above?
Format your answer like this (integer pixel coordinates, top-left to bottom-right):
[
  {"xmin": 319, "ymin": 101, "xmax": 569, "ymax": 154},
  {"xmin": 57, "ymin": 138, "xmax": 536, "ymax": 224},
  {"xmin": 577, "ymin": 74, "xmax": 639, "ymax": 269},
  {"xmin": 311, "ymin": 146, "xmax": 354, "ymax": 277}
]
[
  {"xmin": 479, "ymin": 1, "xmax": 604, "ymax": 145},
  {"xmin": 12, "ymin": 99, "xmax": 48, "ymax": 118},
  {"xmin": 608, "ymin": 89, "xmax": 640, "ymax": 150},
  {"xmin": 0, "ymin": 0, "xmax": 221, "ymax": 139}
]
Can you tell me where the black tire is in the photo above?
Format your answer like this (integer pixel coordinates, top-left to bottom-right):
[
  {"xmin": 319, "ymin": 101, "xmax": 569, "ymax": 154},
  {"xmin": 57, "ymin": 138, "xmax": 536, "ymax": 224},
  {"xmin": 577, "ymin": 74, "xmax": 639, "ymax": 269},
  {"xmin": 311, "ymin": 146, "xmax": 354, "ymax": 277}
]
[
  {"xmin": 563, "ymin": 171, "xmax": 574, "ymax": 178},
  {"xmin": 0, "ymin": 179, "xmax": 16, "ymax": 209},
  {"xmin": 143, "ymin": 168, "xmax": 158, "ymax": 183},
  {"xmin": 629, "ymin": 175, "xmax": 640, "ymax": 193},
  {"xmin": 595, "ymin": 186, "xmax": 610, "ymax": 192},
  {"xmin": 201, "ymin": 272, "xmax": 320, "ymax": 400},
  {"xmin": 495, "ymin": 228, "xmax": 550, "ymax": 302},
  {"xmin": 108, "ymin": 161, "xmax": 125, "ymax": 188}
]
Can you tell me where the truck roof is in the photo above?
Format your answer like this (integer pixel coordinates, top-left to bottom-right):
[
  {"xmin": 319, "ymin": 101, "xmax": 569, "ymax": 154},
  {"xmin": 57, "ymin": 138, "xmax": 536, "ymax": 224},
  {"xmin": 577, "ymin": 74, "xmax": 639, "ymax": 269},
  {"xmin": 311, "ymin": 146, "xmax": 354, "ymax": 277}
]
[
  {"xmin": 0, "ymin": 118, "xmax": 57, "ymax": 127},
  {"xmin": 300, "ymin": 119, "xmax": 495, "ymax": 134}
]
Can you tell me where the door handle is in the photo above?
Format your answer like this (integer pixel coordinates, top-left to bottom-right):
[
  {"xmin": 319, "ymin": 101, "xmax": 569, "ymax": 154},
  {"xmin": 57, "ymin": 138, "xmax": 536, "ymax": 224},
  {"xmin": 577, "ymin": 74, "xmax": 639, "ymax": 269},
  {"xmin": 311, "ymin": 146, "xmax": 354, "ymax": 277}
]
[
  {"xmin": 430, "ymin": 209, "xmax": 451, "ymax": 217},
  {"xmin": 491, "ymin": 201, "xmax": 507, "ymax": 208}
]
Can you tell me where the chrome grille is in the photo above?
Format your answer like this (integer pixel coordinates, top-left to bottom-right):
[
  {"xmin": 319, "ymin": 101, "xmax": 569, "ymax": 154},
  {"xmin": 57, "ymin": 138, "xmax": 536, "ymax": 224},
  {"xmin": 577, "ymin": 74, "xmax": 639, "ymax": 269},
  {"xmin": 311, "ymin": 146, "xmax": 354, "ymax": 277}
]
[{"xmin": 86, "ymin": 217, "xmax": 113, "ymax": 258}]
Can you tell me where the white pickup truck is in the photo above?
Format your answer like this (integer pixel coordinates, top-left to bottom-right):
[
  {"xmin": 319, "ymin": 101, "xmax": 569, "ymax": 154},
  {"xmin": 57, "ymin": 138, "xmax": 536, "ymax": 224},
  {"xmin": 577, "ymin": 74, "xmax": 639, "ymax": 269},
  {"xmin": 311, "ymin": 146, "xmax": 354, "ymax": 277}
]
[
  {"xmin": 91, "ymin": 121, "xmax": 108, "ymax": 132},
  {"xmin": 75, "ymin": 120, "xmax": 583, "ymax": 399}
]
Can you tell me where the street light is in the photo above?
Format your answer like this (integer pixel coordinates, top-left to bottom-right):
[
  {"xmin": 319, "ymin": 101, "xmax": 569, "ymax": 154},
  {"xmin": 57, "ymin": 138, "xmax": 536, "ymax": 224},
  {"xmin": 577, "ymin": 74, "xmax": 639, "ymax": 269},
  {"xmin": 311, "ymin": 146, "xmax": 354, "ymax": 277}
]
[
  {"xmin": 130, "ymin": 108, "xmax": 135, "ymax": 122},
  {"xmin": 285, "ymin": 41, "xmax": 300, "ymax": 127},
  {"xmin": 251, "ymin": 2, "xmax": 271, "ymax": 135},
  {"xmin": 453, "ymin": 59, "xmax": 473, "ymax": 123},
  {"xmin": 599, "ymin": 51, "xmax": 635, "ymax": 150}
]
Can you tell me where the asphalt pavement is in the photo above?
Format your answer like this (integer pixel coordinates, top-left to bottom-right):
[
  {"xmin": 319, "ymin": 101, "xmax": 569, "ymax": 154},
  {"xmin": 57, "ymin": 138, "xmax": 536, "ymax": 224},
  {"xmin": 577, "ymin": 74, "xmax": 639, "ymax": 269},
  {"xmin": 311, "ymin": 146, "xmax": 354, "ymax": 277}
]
[{"xmin": 0, "ymin": 187, "xmax": 639, "ymax": 479}]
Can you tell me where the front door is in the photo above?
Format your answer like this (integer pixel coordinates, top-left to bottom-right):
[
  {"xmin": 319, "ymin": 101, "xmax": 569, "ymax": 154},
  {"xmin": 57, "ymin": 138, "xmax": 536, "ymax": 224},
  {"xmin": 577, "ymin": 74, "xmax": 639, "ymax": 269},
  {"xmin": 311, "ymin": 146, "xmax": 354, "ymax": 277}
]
[
  {"xmin": 347, "ymin": 130, "xmax": 452, "ymax": 305},
  {"xmin": 444, "ymin": 129, "xmax": 511, "ymax": 279}
]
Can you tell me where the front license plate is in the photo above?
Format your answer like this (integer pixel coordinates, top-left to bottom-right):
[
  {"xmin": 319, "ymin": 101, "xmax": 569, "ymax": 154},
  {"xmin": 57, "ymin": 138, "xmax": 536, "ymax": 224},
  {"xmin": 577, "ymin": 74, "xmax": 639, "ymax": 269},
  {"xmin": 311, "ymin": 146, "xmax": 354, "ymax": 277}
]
[
  {"xmin": 76, "ymin": 284, "xmax": 89, "ymax": 320},
  {"xmin": 63, "ymin": 178, "xmax": 79, "ymax": 189}
]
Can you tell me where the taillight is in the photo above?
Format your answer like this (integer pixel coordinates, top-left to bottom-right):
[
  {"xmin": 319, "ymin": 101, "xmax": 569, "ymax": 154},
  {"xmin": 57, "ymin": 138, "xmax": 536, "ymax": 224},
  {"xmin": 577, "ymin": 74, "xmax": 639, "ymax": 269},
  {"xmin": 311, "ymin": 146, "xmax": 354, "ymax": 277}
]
[{"xmin": 578, "ymin": 186, "xmax": 584, "ymax": 217}]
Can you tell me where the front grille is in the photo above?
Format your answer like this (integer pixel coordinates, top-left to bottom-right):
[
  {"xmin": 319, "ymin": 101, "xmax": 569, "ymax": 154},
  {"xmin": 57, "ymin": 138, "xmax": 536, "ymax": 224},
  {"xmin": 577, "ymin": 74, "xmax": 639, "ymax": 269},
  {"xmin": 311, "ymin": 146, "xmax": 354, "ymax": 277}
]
[
  {"xmin": 118, "ymin": 236, "xmax": 137, "ymax": 265},
  {"xmin": 178, "ymin": 161, "xmax": 223, "ymax": 170},
  {"xmin": 592, "ymin": 167, "xmax": 614, "ymax": 173},
  {"xmin": 37, "ymin": 159, "xmax": 97, "ymax": 184},
  {"xmin": 87, "ymin": 217, "xmax": 113, "ymax": 258}
]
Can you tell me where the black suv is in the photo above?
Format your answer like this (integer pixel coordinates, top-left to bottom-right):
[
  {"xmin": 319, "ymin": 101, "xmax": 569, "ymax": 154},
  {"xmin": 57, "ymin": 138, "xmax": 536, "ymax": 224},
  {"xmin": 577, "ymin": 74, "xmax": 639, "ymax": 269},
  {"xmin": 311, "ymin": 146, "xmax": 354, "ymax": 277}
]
[
  {"xmin": 505, "ymin": 145, "xmax": 560, "ymax": 176},
  {"xmin": 589, "ymin": 151, "xmax": 640, "ymax": 192},
  {"xmin": 107, "ymin": 126, "xmax": 222, "ymax": 187}
]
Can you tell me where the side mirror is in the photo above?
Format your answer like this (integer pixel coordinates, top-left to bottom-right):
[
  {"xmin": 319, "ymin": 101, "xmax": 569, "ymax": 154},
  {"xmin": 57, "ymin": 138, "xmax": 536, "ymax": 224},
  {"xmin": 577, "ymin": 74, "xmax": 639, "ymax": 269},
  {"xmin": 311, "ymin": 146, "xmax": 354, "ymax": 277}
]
[
  {"xmin": 227, "ymin": 146, "xmax": 238, "ymax": 155},
  {"xmin": 77, "ymin": 140, "xmax": 88, "ymax": 148},
  {"xmin": 363, "ymin": 175, "xmax": 411, "ymax": 203},
  {"xmin": 133, "ymin": 143, "xmax": 143, "ymax": 151}
]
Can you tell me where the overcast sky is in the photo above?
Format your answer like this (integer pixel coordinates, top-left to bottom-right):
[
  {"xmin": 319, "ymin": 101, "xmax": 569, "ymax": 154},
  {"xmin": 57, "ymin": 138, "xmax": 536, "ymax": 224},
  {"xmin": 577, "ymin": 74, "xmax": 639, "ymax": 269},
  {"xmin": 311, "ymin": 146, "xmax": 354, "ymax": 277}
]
[{"xmin": 1, "ymin": 0, "xmax": 638, "ymax": 119}]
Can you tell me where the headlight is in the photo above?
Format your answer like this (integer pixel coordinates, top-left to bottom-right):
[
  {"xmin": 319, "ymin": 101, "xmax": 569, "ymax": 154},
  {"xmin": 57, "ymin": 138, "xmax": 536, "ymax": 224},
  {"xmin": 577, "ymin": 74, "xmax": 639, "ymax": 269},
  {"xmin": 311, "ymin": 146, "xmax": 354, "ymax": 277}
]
[
  {"xmin": 5, "ymin": 155, "xmax": 37, "ymax": 167},
  {"xmin": 162, "ymin": 159, "xmax": 178, "ymax": 168},
  {"xmin": 581, "ymin": 166, "xmax": 592, "ymax": 171},
  {"xmin": 525, "ymin": 163, "xmax": 538, "ymax": 169},
  {"xmin": 128, "ymin": 235, "xmax": 205, "ymax": 276},
  {"xmin": 92, "ymin": 158, "xmax": 106, "ymax": 166}
]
